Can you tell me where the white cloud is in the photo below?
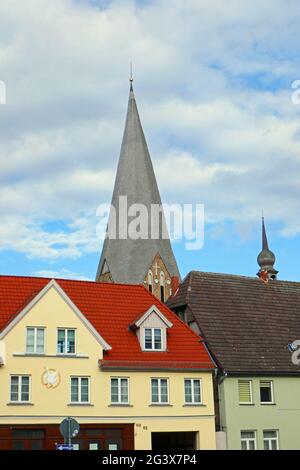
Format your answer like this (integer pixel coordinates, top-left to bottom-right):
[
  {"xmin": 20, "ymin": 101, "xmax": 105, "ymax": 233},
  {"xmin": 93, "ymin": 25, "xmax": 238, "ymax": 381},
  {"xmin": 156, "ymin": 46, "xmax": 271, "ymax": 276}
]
[
  {"xmin": 0, "ymin": 0, "xmax": 300, "ymax": 261},
  {"xmin": 32, "ymin": 268, "xmax": 92, "ymax": 280}
]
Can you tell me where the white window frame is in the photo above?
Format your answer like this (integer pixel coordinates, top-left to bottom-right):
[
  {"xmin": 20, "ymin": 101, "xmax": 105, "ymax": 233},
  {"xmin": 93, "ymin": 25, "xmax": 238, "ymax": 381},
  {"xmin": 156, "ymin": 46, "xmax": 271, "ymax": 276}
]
[
  {"xmin": 110, "ymin": 377, "xmax": 129, "ymax": 404},
  {"xmin": 144, "ymin": 328, "xmax": 163, "ymax": 351},
  {"xmin": 151, "ymin": 378, "xmax": 169, "ymax": 404},
  {"xmin": 241, "ymin": 430, "xmax": 257, "ymax": 450},
  {"xmin": 10, "ymin": 375, "xmax": 31, "ymax": 403},
  {"xmin": 184, "ymin": 378, "xmax": 202, "ymax": 404},
  {"xmin": 238, "ymin": 380, "xmax": 253, "ymax": 405},
  {"xmin": 57, "ymin": 328, "xmax": 76, "ymax": 355},
  {"xmin": 26, "ymin": 327, "xmax": 45, "ymax": 354},
  {"xmin": 260, "ymin": 380, "xmax": 274, "ymax": 404},
  {"xmin": 70, "ymin": 376, "xmax": 90, "ymax": 404},
  {"xmin": 263, "ymin": 430, "xmax": 279, "ymax": 450}
]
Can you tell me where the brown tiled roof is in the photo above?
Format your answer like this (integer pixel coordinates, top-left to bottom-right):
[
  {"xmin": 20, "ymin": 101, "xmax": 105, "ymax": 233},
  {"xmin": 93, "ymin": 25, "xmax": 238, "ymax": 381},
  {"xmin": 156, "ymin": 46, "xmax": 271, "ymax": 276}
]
[{"xmin": 167, "ymin": 271, "xmax": 300, "ymax": 375}]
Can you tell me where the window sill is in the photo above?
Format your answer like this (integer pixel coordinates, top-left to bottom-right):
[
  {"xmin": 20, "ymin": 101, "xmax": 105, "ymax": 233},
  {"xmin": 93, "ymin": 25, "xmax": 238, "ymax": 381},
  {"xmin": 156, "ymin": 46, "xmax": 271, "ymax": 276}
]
[
  {"xmin": 68, "ymin": 403, "xmax": 94, "ymax": 407},
  {"xmin": 142, "ymin": 350, "xmax": 166, "ymax": 353},
  {"xmin": 7, "ymin": 402, "xmax": 34, "ymax": 406},
  {"xmin": 56, "ymin": 354, "xmax": 89, "ymax": 359},
  {"xmin": 183, "ymin": 403, "xmax": 206, "ymax": 407},
  {"xmin": 13, "ymin": 353, "xmax": 46, "ymax": 357},
  {"xmin": 149, "ymin": 404, "xmax": 173, "ymax": 407},
  {"xmin": 108, "ymin": 404, "xmax": 133, "ymax": 407},
  {"xmin": 239, "ymin": 403, "xmax": 255, "ymax": 406},
  {"xmin": 260, "ymin": 402, "xmax": 276, "ymax": 405},
  {"xmin": 13, "ymin": 353, "xmax": 89, "ymax": 359}
]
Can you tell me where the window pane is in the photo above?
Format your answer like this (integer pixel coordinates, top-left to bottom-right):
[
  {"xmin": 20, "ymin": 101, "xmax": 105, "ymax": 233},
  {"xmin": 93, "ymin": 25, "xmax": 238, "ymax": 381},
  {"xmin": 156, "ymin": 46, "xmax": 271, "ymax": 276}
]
[
  {"xmin": 151, "ymin": 379, "xmax": 159, "ymax": 402},
  {"xmin": 57, "ymin": 330, "xmax": 65, "ymax": 353},
  {"xmin": 154, "ymin": 329, "xmax": 162, "ymax": 349},
  {"xmin": 145, "ymin": 329, "xmax": 152, "ymax": 349},
  {"xmin": 80, "ymin": 378, "xmax": 89, "ymax": 402},
  {"xmin": 185, "ymin": 380, "xmax": 192, "ymax": 403},
  {"xmin": 160, "ymin": 379, "xmax": 168, "ymax": 403},
  {"xmin": 241, "ymin": 431, "xmax": 255, "ymax": 439},
  {"xmin": 11, "ymin": 376, "xmax": 19, "ymax": 401},
  {"xmin": 271, "ymin": 440, "xmax": 278, "ymax": 450},
  {"xmin": 120, "ymin": 379, "xmax": 128, "ymax": 403},
  {"xmin": 71, "ymin": 378, "xmax": 79, "ymax": 402},
  {"xmin": 264, "ymin": 431, "xmax": 276, "ymax": 439},
  {"xmin": 36, "ymin": 329, "xmax": 44, "ymax": 353},
  {"xmin": 264, "ymin": 441, "xmax": 269, "ymax": 450},
  {"xmin": 111, "ymin": 378, "xmax": 119, "ymax": 402},
  {"xmin": 249, "ymin": 440, "xmax": 255, "ymax": 450},
  {"xmin": 21, "ymin": 376, "xmax": 29, "ymax": 401},
  {"xmin": 67, "ymin": 330, "xmax": 75, "ymax": 354},
  {"xmin": 241, "ymin": 441, "xmax": 247, "ymax": 451},
  {"xmin": 193, "ymin": 380, "xmax": 201, "ymax": 403},
  {"xmin": 26, "ymin": 328, "xmax": 35, "ymax": 353}
]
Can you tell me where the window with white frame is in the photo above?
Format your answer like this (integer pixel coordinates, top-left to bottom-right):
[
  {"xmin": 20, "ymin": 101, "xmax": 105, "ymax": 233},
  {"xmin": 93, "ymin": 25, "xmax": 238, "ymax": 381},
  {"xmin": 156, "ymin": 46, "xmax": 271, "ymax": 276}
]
[
  {"xmin": 184, "ymin": 379, "xmax": 202, "ymax": 404},
  {"xmin": 241, "ymin": 431, "xmax": 257, "ymax": 450},
  {"xmin": 151, "ymin": 378, "xmax": 169, "ymax": 404},
  {"xmin": 57, "ymin": 328, "xmax": 76, "ymax": 354},
  {"xmin": 144, "ymin": 328, "xmax": 162, "ymax": 350},
  {"xmin": 70, "ymin": 377, "xmax": 89, "ymax": 403},
  {"xmin": 263, "ymin": 430, "xmax": 279, "ymax": 450},
  {"xmin": 10, "ymin": 375, "xmax": 30, "ymax": 403},
  {"xmin": 26, "ymin": 327, "xmax": 45, "ymax": 354},
  {"xmin": 238, "ymin": 380, "xmax": 253, "ymax": 404},
  {"xmin": 111, "ymin": 378, "xmax": 129, "ymax": 404},
  {"xmin": 260, "ymin": 381, "xmax": 274, "ymax": 404}
]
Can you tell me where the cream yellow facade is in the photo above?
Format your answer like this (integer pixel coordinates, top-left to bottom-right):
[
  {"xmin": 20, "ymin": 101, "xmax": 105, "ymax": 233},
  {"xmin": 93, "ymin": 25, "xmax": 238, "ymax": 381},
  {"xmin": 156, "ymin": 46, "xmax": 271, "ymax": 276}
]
[{"xmin": 0, "ymin": 282, "xmax": 216, "ymax": 450}]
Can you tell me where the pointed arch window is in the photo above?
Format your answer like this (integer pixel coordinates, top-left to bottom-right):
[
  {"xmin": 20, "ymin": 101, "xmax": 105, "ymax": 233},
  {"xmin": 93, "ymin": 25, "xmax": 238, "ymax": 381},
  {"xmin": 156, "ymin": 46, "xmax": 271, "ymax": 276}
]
[
  {"xmin": 160, "ymin": 271, "xmax": 165, "ymax": 302},
  {"xmin": 148, "ymin": 270, "xmax": 153, "ymax": 293}
]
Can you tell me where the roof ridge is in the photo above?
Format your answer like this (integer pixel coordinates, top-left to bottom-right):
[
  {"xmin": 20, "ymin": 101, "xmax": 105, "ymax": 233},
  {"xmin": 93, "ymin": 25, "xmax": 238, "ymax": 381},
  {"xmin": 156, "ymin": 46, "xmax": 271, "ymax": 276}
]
[
  {"xmin": 190, "ymin": 270, "xmax": 300, "ymax": 285},
  {"xmin": 0, "ymin": 274, "xmax": 148, "ymax": 289}
]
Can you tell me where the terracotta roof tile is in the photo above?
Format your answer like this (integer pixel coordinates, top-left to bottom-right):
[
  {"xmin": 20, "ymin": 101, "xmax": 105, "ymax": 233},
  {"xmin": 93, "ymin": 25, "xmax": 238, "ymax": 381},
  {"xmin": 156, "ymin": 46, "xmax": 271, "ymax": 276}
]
[{"xmin": 0, "ymin": 275, "xmax": 213, "ymax": 370}]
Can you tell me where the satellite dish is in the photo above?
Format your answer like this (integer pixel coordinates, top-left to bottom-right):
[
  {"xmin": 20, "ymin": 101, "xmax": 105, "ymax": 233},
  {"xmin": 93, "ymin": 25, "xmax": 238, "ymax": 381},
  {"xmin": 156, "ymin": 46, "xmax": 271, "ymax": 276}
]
[{"xmin": 288, "ymin": 343, "xmax": 298, "ymax": 353}]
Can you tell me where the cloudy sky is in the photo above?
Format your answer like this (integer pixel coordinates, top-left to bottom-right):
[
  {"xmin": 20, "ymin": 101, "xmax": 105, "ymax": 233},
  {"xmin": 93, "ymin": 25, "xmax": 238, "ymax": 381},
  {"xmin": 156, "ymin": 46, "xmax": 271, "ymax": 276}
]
[{"xmin": 0, "ymin": 0, "xmax": 299, "ymax": 282}]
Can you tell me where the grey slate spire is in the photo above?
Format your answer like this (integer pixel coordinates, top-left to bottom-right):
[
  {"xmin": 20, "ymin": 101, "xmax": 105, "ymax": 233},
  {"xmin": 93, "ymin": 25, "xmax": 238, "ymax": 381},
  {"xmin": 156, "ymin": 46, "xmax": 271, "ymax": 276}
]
[
  {"xmin": 257, "ymin": 217, "xmax": 278, "ymax": 280},
  {"xmin": 96, "ymin": 83, "xmax": 180, "ymax": 286}
]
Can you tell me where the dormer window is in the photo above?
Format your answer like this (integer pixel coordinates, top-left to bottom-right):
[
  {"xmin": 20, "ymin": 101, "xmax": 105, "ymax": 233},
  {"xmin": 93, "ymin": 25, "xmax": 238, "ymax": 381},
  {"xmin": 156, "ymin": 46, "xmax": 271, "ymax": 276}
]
[
  {"xmin": 129, "ymin": 305, "xmax": 173, "ymax": 352},
  {"xmin": 144, "ymin": 328, "xmax": 162, "ymax": 351}
]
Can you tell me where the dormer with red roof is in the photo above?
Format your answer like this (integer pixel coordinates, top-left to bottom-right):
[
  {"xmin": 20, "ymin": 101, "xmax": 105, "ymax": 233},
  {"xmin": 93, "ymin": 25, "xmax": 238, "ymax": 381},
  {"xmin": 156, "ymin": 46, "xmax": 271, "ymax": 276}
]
[{"xmin": 129, "ymin": 305, "xmax": 173, "ymax": 352}]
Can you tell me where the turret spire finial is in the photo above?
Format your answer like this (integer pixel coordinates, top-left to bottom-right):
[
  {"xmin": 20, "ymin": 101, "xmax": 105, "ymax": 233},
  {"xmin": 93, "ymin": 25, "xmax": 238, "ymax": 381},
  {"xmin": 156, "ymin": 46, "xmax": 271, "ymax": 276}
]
[{"xmin": 257, "ymin": 216, "xmax": 278, "ymax": 281}]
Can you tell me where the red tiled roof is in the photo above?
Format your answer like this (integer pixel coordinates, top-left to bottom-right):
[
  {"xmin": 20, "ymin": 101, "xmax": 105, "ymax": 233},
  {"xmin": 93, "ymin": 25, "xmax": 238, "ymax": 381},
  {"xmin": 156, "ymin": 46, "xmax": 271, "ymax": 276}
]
[{"xmin": 0, "ymin": 275, "xmax": 214, "ymax": 370}]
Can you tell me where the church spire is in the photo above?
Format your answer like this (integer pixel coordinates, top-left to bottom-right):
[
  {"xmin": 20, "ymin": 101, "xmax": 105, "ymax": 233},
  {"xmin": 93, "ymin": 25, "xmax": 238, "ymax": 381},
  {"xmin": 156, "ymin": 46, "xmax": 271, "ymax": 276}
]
[
  {"xmin": 257, "ymin": 217, "xmax": 278, "ymax": 280},
  {"xmin": 96, "ymin": 82, "xmax": 180, "ymax": 301}
]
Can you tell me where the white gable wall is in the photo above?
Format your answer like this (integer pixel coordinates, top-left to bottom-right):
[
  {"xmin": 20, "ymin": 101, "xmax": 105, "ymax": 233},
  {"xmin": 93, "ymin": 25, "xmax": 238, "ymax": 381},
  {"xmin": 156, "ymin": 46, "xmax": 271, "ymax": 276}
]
[{"xmin": 136, "ymin": 311, "xmax": 168, "ymax": 351}]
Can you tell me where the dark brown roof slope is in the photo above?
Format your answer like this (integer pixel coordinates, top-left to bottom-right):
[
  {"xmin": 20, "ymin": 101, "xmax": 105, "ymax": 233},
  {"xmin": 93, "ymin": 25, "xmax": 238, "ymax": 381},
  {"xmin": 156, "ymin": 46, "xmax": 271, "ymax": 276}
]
[{"xmin": 167, "ymin": 271, "xmax": 300, "ymax": 375}]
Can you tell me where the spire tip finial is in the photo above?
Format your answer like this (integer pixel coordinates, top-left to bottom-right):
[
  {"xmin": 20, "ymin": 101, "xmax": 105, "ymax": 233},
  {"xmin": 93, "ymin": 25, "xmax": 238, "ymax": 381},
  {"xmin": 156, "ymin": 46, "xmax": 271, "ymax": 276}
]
[{"xmin": 129, "ymin": 62, "xmax": 133, "ymax": 91}]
